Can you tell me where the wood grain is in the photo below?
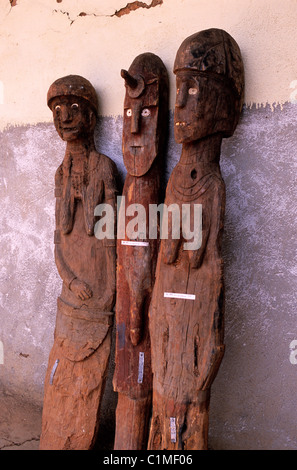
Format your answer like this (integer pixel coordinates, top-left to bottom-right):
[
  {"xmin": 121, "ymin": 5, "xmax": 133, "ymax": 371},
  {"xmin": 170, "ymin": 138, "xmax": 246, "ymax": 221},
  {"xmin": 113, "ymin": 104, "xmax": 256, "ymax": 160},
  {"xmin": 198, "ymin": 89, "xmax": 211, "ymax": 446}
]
[
  {"xmin": 40, "ymin": 75, "xmax": 118, "ymax": 450},
  {"xmin": 113, "ymin": 53, "xmax": 168, "ymax": 450},
  {"xmin": 148, "ymin": 29, "xmax": 244, "ymax": 450}
]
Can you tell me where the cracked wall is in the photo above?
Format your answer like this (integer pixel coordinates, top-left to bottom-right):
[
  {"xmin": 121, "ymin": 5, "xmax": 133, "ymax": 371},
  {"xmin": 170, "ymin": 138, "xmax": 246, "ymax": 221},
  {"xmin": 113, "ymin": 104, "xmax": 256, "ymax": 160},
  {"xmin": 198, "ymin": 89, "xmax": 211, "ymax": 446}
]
[
  {"xmin": 113, "ymin": 0, "xmax": 163, "ymax": 17},
  {"xmin": 1, "ymin": 0, "xmax": 297, "ymax": 129},
  {"xmin": 1, "ymin": 0, "xmax": 297, "ymax": 451},
  {"xmin": 53, "ymin": 1, "xmax": 163, "ymax": 25}
]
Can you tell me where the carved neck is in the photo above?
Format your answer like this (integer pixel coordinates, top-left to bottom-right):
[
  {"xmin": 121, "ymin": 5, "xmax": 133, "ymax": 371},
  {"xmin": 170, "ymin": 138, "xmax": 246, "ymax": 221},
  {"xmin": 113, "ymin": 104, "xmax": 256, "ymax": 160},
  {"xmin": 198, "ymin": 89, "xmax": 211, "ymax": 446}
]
[
  {"xmin": 179, "ymin": 134, "xmax": 223, "ymax": 165},
  {"xmin": 65, "ymin": 139, "xmax": 95, "ymax": 162}
]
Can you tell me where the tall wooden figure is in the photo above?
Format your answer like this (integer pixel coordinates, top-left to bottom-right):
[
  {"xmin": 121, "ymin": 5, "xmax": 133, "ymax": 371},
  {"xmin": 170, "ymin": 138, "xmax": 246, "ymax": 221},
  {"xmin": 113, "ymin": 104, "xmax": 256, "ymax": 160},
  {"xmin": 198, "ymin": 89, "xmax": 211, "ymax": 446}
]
[
  {"xmin": 148, "ymin": 29, "xmax": 244, "ymax": 450},
  {"xmin": 113, "ymin": 53, "xmax": 168, "ymax": 449},
  {"xmin": 40, "ymin": 75, "xmax": 118, "ymax": 450}
]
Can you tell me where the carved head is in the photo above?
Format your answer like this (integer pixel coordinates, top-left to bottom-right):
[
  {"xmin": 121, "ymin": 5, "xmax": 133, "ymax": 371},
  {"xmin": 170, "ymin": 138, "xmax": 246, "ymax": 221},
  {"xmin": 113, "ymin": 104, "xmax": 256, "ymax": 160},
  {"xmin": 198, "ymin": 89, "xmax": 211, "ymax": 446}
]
[
  {"xmin": 47, "ymin": 75, "xmax": 98, "ymax": 142},
  {"xmin": 173, "ymin": 29, "xmax": 244, "ymax": 143},
  {"xmin": 122, "ymin": 53, "xmax": 169, "ymax": 176}
]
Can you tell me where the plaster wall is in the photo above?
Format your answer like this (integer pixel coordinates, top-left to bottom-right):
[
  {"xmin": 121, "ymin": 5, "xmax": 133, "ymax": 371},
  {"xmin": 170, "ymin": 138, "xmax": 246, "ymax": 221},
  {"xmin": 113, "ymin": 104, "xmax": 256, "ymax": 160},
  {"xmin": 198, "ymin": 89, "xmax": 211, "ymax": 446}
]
[
  {"xmin": 0, "ymin": 0, "xmax": 297, "ymax": 450},
  {"xmin": 1, "ymin": 0, "xmax": 297, "ymax": 127}
]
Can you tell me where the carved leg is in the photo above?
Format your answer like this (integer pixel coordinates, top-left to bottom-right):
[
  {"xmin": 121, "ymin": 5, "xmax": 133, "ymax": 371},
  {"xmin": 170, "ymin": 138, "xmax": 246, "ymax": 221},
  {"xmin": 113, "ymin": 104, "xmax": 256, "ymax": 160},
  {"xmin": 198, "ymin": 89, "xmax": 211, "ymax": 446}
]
[
  {"xmin": 114, "ymin": 393, "xmax": 152, "ymax": 450},
  {"xmin": 148, "ymin": 389, "xmax": 210, "ymax": 450},
  {"xmin": 181, "ymin": 391, "xmax": 210, "ymax": 450},
  {"xmin": 39, "ymin": 333, "xmax": 111, "ymax": 450}
]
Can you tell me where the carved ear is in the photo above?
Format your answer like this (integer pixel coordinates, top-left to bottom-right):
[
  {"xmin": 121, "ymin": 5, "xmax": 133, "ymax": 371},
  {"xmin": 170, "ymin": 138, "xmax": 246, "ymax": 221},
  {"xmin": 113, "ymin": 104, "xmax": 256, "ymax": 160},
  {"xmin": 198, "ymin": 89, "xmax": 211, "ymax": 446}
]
[
  {"xmin": 88, "ymin": 108, "xmax": 97, "ymax": 132},
  {"xmin": 121, "ymin": 69, "xmax": 145, "ymax": 98},
  {"xmin": 213, "ymin": 90, "xmax": 236, "ymax": 137},
  {"xmin": 121, "ymin": 69, "xmax": 138, "ymax": 89}
]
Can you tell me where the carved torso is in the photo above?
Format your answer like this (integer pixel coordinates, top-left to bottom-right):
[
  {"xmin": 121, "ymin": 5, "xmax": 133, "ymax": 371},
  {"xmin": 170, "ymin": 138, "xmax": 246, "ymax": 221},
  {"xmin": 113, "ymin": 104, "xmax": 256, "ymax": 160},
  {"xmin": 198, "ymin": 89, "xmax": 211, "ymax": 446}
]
[
  {"xmin": 150, "ymin": 161, "xmax": 225, "ymax": 401},
  {"xmin": 114, "ymin": 163, "xmax": 160, "ymax": 399},
  {"xmin": 148, "ymin": 156, "xmax": 226, "ymax": 450},
  {"xmin": 54, "ymin": 151, "xmax": 117, "ymax": 313}
]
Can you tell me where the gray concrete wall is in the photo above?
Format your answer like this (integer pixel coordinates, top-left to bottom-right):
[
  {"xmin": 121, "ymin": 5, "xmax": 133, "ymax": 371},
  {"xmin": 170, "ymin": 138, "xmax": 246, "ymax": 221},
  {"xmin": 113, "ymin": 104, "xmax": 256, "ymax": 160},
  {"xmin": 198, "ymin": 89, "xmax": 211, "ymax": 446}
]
[{"xmin": 1, "ymin": 102, "xmax": 297, "ymax": 449}]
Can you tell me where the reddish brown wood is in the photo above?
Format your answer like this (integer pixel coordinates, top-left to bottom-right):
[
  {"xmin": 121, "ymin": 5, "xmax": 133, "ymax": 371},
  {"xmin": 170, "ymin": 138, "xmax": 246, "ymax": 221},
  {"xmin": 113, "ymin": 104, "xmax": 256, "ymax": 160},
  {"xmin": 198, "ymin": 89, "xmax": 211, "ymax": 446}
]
[
  {"xmin": 148, "ymin": 29, "xmax": 244, "ymax": 450},
  {"xmin": 113, "ymin": 53, "xmax": 168, "ymax": 450},
  {"xmin": 39, "ymin": 75, "xmax": 118, "ymax": 450}
]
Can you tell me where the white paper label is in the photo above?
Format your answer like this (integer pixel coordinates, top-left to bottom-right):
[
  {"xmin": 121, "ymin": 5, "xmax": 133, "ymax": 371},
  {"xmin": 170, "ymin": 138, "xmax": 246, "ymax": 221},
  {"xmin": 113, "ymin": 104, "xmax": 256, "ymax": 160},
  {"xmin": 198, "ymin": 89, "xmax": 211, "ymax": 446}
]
[
  {"xmin": 121, "ymin": 240, "xmax": 149, "ymax": 247},
  {"xmin": 50, "ymin": 359, "xmax": 59, "ymax": 385},
  {"xmin": 164, "ymin": 292, "xmax": 196, "ymax": 300},
  {"xmin": 170, "ymin": 417, "xmax": 177, "ymax": 443},
  {"xmin": 138, "ymin": 352, "xmax": 145, "ymax": 384}
]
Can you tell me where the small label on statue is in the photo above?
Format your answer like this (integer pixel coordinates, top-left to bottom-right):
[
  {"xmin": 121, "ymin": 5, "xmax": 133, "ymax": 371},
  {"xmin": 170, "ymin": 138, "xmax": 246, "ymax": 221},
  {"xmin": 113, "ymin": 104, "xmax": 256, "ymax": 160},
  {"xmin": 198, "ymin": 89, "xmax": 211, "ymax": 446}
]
[
  {"xmin": 170, "ymin": 417, "xmax": 177, "ymax": 443},
  {"xmin": 164, "ymin": 292, "xmax": 196, "ymax": 300},
  {"xmin": 50, "ymin": 359, "xmax": 59, "ymax": 385},
  {"xmin": 138, "ymin": 352, "xmax": 145, "ymax": 384},
  {"xmin": 121, "ymin": 240, "xmax": 149, "ymax": 247}
]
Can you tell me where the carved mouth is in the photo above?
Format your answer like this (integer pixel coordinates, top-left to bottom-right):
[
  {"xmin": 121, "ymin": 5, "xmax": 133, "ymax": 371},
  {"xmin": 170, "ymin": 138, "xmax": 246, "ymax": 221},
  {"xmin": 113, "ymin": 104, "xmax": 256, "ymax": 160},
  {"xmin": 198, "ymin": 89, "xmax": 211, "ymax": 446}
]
[
  {"xmin": 130, "ymin": 145, "xmax": 143, "ymax": 154},
  {"xmin": 62, "ymin": 127, "xmax": 78, "ymax": 131}
]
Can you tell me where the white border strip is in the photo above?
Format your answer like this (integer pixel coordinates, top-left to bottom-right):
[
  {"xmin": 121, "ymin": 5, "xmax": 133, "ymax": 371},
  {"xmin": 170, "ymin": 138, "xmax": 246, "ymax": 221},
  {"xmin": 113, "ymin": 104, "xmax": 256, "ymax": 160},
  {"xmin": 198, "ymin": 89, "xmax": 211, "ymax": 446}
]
[{"xmin": 0, "ymin": 341, "xmax": 3, "ymax": 365}]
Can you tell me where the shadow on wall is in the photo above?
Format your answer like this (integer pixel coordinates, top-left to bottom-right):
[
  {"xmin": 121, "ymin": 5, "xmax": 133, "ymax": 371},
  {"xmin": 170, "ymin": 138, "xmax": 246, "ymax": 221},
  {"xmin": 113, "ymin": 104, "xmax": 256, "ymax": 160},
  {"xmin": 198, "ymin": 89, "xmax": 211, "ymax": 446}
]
[{"xmin": 209, "ymin": 101, "xmax": 297, "ymax": 450}]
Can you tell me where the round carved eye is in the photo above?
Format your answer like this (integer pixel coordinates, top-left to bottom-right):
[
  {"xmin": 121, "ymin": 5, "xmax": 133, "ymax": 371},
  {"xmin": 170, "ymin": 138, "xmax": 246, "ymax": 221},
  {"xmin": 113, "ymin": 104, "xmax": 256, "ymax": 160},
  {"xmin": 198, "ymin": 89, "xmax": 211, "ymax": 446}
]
[
  {"xmin": 54, "ymin": 105, "xmax": 61, "ymax": 112},
  {"xmin": 141, "ymin": 108, "xmax": 151, "ymax": 117},
  {"xmin": 126, "ymin": 109, "xmax": 132, "ymax": 117},
  {"xmin": 188, "ymin": 88, "xmax": 198, "ymax": 95},
  {"xmin": 71, "ymin": 103, "xmax": 79, "ymax": 110}
]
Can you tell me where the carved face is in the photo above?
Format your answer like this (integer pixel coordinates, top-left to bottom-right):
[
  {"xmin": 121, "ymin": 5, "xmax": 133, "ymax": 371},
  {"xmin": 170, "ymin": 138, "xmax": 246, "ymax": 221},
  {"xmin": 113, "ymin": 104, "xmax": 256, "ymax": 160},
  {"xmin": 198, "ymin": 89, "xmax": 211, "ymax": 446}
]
[
  {"xmin": 51, "ymin": 95, "xmax": 95, "ymax": 142},
  {"xmin": 122, "ymin": 82, "xmax": 159, "ymax": 177},
  {"xmin": 173, "ymin": 29, "xmax": 244, "ymax": 142},
  {"xmin": 174, "ymin": 71, "xmax": 230, "ymax": 143}
]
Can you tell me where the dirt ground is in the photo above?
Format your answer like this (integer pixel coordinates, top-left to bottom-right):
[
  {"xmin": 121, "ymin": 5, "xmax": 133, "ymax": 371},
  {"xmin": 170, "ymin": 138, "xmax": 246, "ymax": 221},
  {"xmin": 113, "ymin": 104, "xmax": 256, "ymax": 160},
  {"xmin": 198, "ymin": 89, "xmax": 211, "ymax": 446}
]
[
  {"xmin": 0, "ymin": 388, "xmax": 42, "ymax": 450},
  {"xmin": 0, "ymin": 384, "xmax": 116, "ymax": 451}
]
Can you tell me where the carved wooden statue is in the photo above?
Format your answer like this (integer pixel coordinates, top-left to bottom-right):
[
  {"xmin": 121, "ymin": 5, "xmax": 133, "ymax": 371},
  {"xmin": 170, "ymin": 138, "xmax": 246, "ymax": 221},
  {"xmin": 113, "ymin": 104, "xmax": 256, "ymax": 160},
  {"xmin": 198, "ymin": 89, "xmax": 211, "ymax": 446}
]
[
  {"xmin": 39, "ymin": 75, "xmax": 118, "ymax": 450},
  {"xmin": 113, "ymin": 53, "xmax": 168, "ymax": 449},
  {"xmin": 148, "ymin": 29, "xmax": 244, "ymax": 450}
]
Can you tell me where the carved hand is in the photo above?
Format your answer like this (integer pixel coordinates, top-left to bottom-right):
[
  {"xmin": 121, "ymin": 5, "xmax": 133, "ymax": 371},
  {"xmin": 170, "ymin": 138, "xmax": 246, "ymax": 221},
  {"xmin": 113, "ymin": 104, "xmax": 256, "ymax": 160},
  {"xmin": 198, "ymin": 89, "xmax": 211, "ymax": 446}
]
[
  {"xmin": 70, "ymin": 279, "xmax": 93, "ymax": 300},
  {"xmin": 162, "ymin": 238, "xmax": 181, "ymax": 264}
]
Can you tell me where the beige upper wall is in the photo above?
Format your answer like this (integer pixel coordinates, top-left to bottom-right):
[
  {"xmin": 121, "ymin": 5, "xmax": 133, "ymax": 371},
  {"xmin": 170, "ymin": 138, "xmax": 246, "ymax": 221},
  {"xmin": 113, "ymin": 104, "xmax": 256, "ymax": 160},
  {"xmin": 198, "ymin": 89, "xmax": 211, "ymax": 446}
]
[{"xmin": 0, "ymin": 0, "xmax": 297, "ymax": 129}]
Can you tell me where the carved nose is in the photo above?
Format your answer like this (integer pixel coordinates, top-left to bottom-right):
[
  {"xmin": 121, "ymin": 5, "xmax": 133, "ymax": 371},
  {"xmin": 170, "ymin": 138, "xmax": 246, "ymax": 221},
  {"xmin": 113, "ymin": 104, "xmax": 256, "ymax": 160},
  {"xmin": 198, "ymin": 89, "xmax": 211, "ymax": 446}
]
[
  {"xmin": 131, "ymin": 114, "xmax": 140, "ymax": 134},
  {"xmin": 131, "ymin": 104, "xmax": 141, "ymax": 134},
  {"xmin": 61, "ymin": 105, "xmax": 71, "ymax": 122},
  {"xmin": 175, "ymin": 83, "xmax": 188, "ymax": 108}
]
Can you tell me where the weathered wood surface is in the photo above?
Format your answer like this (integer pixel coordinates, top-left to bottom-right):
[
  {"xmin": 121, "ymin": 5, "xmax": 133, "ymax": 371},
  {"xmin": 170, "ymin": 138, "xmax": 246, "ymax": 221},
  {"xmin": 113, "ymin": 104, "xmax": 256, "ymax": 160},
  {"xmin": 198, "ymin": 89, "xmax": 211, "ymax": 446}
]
[
  {"xmin": 39, "ymin": 75, "xmax": 118, "ymax": 450},
  {"xmin": 148, "ymin": 29, "xmax": 244, "ymax": 450},
  {"xmin": 113, "ymin": 53, "xmax": 168, "ymax": 450}
]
